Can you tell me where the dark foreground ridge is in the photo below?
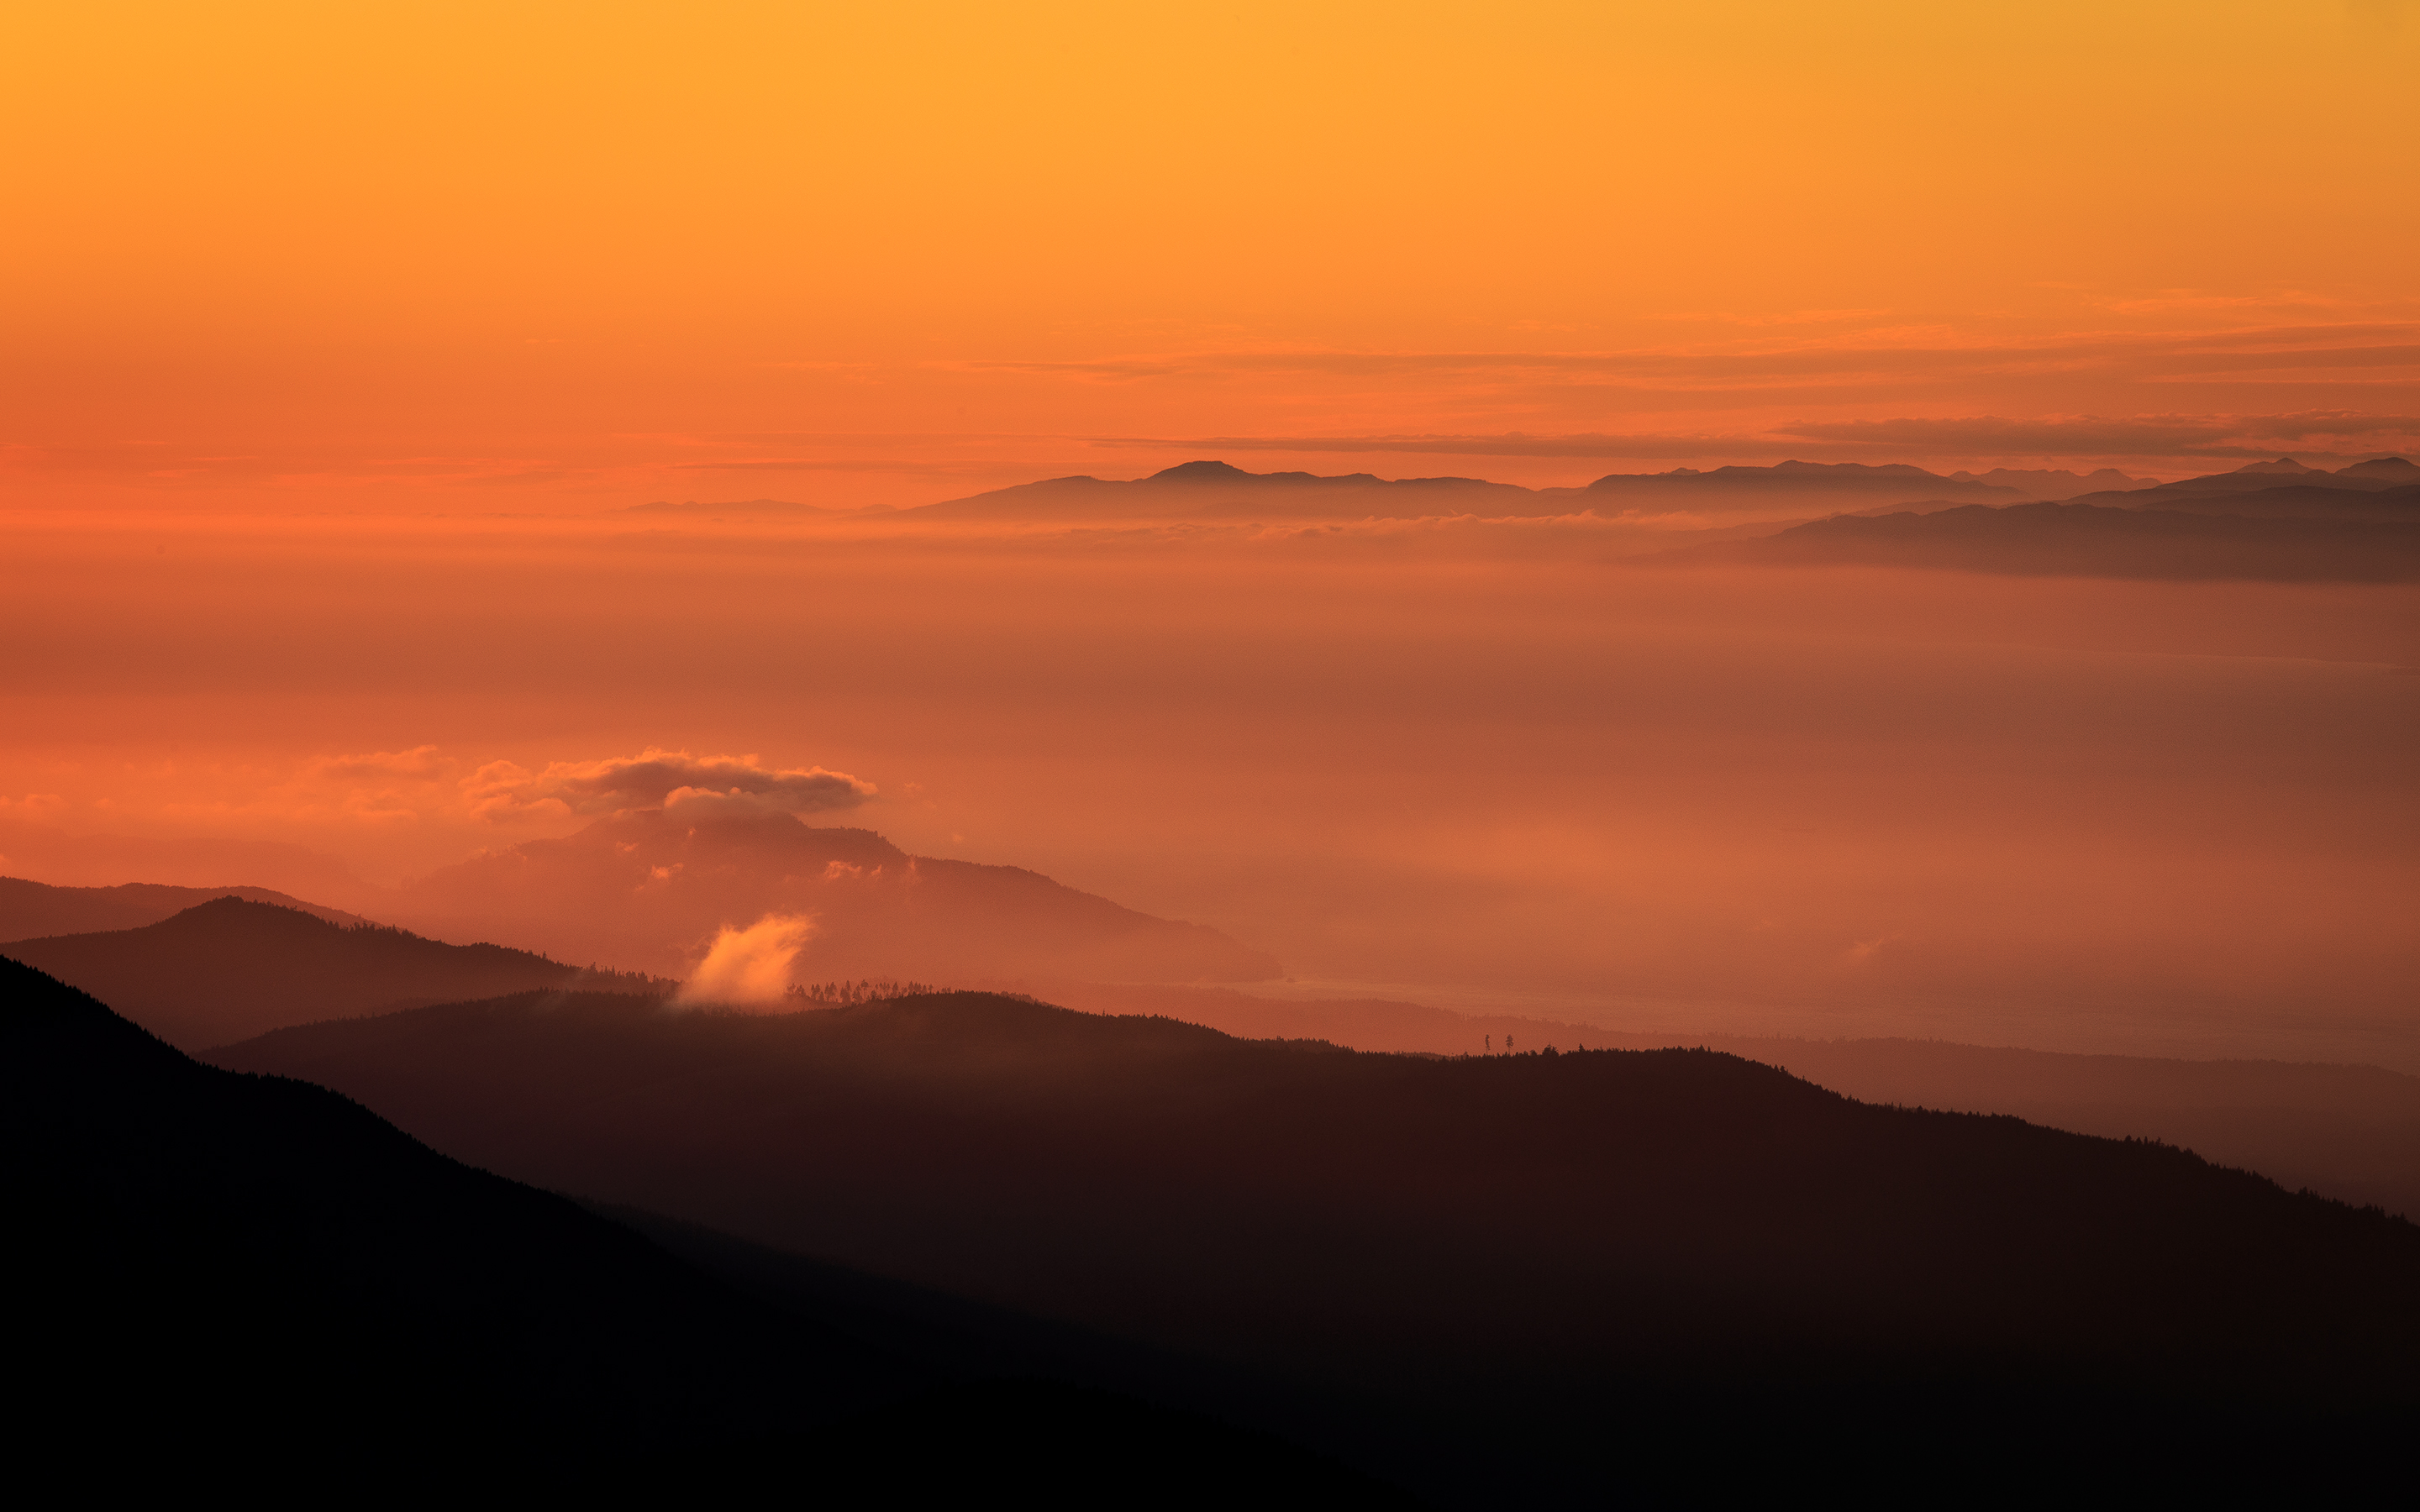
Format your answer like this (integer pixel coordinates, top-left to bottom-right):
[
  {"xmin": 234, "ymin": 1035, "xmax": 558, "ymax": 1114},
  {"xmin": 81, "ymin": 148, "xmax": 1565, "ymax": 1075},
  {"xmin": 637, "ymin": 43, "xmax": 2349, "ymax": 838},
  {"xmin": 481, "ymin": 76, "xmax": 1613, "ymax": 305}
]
[
  {"xmin": 217, "ymin": 988, "xmax": 2420, "ymax": 1502},
  {"xmin": 3, "ymin": 895, "xmax": 670, "ymax": 1047},
  {"xmin": 2, "ymin": 958, "xmax": 1408, "ymax": 1501}
]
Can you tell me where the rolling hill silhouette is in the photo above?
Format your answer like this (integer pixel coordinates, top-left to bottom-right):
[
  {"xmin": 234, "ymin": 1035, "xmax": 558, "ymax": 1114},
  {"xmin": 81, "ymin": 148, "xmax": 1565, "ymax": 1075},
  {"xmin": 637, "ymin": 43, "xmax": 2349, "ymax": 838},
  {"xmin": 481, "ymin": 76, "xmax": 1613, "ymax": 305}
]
[
  {"xmin": 7, "ymin": 958, "xmax": 1405, "ymax": 1500},
  {"xmin": 1047, "ymin": 982, "xmax": 2420, "ymax": 1219},
  {"xmin": 1678, "ymin": 499, "xmax": 2420, "ymax": 580},
  {"xmin": 0, "ymin": 874, "xmax": 371, "ymax": 939},
  {"xmin": 215, "ymin": 988, "xmax": 2420, "ymax": 1500},
  {"xmin": 3, "ymin": 897, "xmax": 668, "ymax": 1047},
  {"xmin": 389, "ymin": 807, "xmax": 1280, "ymax": 984}
]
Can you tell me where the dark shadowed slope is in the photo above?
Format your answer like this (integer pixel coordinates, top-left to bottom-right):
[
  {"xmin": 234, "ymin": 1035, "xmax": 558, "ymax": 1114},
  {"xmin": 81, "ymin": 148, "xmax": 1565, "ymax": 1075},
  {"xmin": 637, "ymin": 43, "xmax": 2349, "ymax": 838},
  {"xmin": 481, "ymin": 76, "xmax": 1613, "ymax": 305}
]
[
  {"xmin": 392, "ymin": 807, "xmax": 1280, "ymax": 983},
  {"xmin": 2, "ymin": 958, "xmax": 1409, "ymax": 1502},
  {"xmin": 217, "ymin": 989, "xmax": 2420, "ymax": 1501},
  {"xmin": 1676, "ymin": 500, "xmax": 2420, "ymax": 580},
  {"xmin": 0, "ymin": 956, "xmax": 896, "ymax": 1479},
  {"xmin": 0, "ymin": 874, "xmax": 374, "ymax": 939},
  {"xmin": 4, "ymin": 896, "xmax": 670, "ymax": 1047}
]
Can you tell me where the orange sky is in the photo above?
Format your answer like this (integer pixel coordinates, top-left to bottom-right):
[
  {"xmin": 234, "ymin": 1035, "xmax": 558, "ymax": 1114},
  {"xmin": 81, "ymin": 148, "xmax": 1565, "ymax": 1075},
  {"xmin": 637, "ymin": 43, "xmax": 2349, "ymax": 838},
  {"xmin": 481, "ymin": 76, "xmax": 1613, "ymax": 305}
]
[{"xmin": 8, "ymin": 2, "xmax": 2418, "ymax": 512}]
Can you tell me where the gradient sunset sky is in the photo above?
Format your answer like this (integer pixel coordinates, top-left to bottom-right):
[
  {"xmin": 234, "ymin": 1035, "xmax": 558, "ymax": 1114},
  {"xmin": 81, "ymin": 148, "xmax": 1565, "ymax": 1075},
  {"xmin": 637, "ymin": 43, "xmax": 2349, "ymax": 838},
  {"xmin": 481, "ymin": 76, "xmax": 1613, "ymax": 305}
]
[{"xmin": 8, "ymin": 1, "xmax": 2417, "ymax": 512}]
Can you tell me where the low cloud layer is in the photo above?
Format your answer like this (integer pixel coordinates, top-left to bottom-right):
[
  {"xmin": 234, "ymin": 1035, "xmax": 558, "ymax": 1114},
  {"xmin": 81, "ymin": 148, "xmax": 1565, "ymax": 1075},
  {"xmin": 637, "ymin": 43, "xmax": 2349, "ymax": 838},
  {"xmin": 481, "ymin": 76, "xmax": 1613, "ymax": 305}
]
[
  {"xmin": 466, "ymin": 749, "xmax": 875, "ymax": 822},
  {"xmin": 676, "ymin": 913, "xmax": 817, "ymax": 1005}
]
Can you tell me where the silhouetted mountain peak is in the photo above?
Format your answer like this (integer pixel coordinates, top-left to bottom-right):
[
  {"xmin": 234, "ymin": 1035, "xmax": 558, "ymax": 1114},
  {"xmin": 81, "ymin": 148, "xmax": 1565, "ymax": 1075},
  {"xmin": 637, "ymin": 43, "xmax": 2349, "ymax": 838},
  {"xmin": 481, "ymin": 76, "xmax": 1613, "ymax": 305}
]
[
  {"xmin": 1149, "ymin": 459, "xmax": 1259, "ymax": 484},
  {"xmin": 2340, "ymin": 455, "xmax": 2418, "ymax": 479},
  {"xmin": 2235, "ymin": 457, "xmax": 2321, "ymax": 475}
]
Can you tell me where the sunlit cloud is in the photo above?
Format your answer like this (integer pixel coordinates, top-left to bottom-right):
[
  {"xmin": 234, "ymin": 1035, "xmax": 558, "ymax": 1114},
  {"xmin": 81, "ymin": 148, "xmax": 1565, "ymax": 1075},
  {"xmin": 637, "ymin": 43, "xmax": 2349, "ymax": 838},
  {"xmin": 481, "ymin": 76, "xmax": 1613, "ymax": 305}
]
[{"xmin": 676, "ymin": 912, "xmax": 817, "ymax": 1006}]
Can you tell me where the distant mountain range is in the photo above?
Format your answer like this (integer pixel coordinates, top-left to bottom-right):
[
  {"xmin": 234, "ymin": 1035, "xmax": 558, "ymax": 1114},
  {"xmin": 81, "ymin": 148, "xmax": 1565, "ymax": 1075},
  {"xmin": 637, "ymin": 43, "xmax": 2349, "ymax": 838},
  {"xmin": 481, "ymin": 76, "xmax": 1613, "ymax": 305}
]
[
  {"xmin": 630, "ymin": 455, "xmax": 2415, "ymax": 534},
  {"xmin": 2076, "ymin": 455, "xmax": 2420, "ymax": 502},
  {"xmin": 0, "ymin": 874, "xmax": 371, "ymax": 937},
  {"xmin": 3, "ymin": 896, "xmax": 669, "ymax": 1047},
  {"xmin": 385, "ymin": 808, "xmax": 1280, "ymax": 984},
  {"xmin": 909, "ymin": 459, "xmax": 1544, "ymax": 521},
  {"xmin": 908, "ymin": 457, "xmax": 2133, "ymax": 522},
  {"xmin": 1949, "ymin": 465, "xmax": 2156, "ymax": 495},
  {"xmin": 209, "ymin": 984, "xmax": 2420, "ymax": 1499}
]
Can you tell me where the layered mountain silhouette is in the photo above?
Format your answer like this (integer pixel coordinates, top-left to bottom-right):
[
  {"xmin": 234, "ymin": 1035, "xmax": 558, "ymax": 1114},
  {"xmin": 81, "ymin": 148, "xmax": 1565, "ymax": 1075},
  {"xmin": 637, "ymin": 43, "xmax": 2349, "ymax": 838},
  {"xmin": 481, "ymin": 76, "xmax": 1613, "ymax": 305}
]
[
  {"xmin": 666, "ymin": 456, "xmax": 2411, "ymax": 532},
  {"xmin": 1947, "ymin": 465, "xmax": 2157, "ymax": 496},
  {"xmin": 0, "ymin": 874, "xmax": 371, "ymax": 938},
  {"xmin": 387, "ymin": 807, "xmax": 1280, "ymax": 984},
  {"xmin": 2072, "ymin": 454, "xmax": 2420, "ymax": 503},
  {"xmin": 910, "ymin": 459, "xmax": 1539, "ymax": 521},
  {"xmin": 215, "ymin": 987, "xmax": 2420, "ymax": 1500},
  {"xmin": 3, "ymin": 896, "xmax": 668, "ymax": 1047},
  {"xmin": 6, "ymin": 959, "xmax": 1400, "ymax": 1499},
  {"xmin": 911, "ymin": 458, "xmax": 2054, "ymax": 522}
]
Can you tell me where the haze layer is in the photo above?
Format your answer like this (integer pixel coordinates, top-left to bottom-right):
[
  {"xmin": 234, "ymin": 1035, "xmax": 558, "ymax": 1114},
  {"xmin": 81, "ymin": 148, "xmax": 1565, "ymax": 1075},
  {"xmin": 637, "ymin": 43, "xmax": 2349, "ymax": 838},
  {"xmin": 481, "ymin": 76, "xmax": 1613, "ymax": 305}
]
[{"xmin": 6, "ymin": 507, "xmax": 2412, "ymax": 1067}]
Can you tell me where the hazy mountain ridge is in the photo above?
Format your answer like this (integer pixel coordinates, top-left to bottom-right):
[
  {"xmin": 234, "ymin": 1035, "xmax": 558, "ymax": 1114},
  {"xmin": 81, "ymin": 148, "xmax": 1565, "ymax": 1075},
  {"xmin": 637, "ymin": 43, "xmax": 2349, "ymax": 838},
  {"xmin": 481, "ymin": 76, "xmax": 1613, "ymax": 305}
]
[
  {"xmin": 1582, "ymin": 459, "xmax": 2027, "ymax": 509},
  {"xmin": 906, "ymin": 454, "xmax": 2412, "ymax": 527},
  {"xmin": 391, "ymin": 808, "xmax": 1281, "ymax": 984},
  {"xmin": 213, "ymin": 985, "xmax": 2420, "ymax": 1499},
  {"xmin": 2083, "ymin": 454, "xmax": 2420, "ymax": 501},
  {"xmin": 913, "ymin": 457, "xmax": 2070, "ymax": 522},
  {"xmin": 910, "ymin": 459, "xmax": 1541, "ymax": 521},
  {"xmin": 3, "ymin": 896, "xmax": 671, "ymax": 1047},
  {"xmin": 1948, "ymin": 465, "xmax": 2156, "ymax": 496},
  {"xmin": 0, "ymin": 874, "xmax": 374, "ymax": 938}
]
